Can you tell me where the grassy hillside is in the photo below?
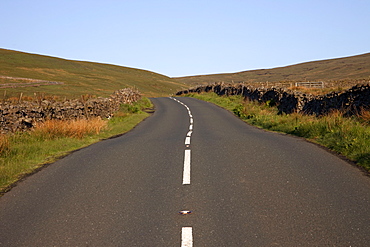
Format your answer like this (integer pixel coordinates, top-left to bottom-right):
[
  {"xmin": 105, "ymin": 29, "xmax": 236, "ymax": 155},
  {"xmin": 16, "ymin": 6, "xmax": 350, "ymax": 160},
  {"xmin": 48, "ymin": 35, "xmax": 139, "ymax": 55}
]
[
  {"xmin": 175, "ymin": 53, "xmax": 370, "ymax": 86},
  {"xmin": 0, "ymin": 48, "xmax": 185, "ymax": 98}
]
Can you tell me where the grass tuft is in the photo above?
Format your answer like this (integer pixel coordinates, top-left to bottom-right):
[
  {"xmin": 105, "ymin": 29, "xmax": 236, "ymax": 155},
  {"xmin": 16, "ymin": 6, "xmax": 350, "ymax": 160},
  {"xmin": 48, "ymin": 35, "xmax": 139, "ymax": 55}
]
[
  {"xmin": 0, "ymin": 135, "xmax": 10, "ymax": 155},
  {"xmin": 358, "ymin": 108, "xmax": 370, "ymax": 124},
  {"xmin": 33, "ymin": 118, "xmax": 107, "ymax": 139}
]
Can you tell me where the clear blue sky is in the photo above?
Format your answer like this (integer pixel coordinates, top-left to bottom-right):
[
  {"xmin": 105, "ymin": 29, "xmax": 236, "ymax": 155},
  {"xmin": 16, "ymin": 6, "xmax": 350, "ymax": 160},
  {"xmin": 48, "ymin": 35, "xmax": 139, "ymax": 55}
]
[{"xmin": 1, "ymin": 0, "xmax": 369, "ymax": 77}]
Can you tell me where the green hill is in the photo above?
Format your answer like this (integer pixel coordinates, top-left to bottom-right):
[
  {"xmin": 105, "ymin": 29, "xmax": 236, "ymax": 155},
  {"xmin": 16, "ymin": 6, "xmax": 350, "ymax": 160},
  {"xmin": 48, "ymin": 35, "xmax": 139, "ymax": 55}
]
[
  {"xmin": 0, "ymin": 48, "xmax": 185, "ymax": 98},
  {"xmin": 174, "ymin": 52, "xmax": 370, "ymax": 86}
]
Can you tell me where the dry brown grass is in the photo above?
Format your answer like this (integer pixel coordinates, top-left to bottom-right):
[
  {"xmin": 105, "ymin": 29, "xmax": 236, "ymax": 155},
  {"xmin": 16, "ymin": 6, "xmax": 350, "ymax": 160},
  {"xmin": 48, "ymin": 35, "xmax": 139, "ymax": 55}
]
[
  {"xmin": 358, "ymin": 108, "xmax": 370, "ymax": 124},
  {"xmin": 33, "ymin": 117, "xmax": 107, "ymax": 139},
  {"xmin": 0, "ymin": 134, "xmax": 10, "ymax": 155}
]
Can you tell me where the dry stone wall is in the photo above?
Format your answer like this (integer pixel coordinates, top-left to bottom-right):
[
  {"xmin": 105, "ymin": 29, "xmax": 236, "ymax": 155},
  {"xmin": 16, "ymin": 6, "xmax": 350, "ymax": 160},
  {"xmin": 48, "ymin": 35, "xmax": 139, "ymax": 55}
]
[
  {"xmin": 0, "ymin": 88, "xmax": 141, "ymax": 133},
  {"xmin": 176, "ymin": 83, "xmax": 370, "ymax": 115}
]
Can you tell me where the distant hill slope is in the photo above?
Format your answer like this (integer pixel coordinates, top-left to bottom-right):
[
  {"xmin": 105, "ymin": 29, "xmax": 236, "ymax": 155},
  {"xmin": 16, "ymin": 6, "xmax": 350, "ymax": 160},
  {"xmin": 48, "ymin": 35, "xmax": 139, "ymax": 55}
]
[
  {"xmin": 0, "ymin": 49, "xmax": 185, "ymax": 98},
  {"xmin": 174, "ymin": 53, "xmax": 370, "ymax": 86}
]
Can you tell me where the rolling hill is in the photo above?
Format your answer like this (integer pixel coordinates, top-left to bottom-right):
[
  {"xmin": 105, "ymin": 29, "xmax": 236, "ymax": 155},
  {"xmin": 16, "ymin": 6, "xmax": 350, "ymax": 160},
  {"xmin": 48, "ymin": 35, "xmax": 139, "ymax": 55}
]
[
  {"xmin": 2, "ymin": 49, "xmax": 369, "ymax": 98},
  {"xmin": 174, "ymin": 52, "xmax": 370, "ymax": 86},
  {"xmin": 0, "ymin": 48, "xmax": 185, "ymax": 98}
]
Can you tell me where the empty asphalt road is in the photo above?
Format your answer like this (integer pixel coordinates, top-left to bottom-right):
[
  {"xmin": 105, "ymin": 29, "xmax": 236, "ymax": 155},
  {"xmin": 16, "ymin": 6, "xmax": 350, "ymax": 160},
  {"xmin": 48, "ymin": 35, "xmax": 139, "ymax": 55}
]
[{"xmin": 0, "ymin": 97, "xmax": 369, "ymax": 246}]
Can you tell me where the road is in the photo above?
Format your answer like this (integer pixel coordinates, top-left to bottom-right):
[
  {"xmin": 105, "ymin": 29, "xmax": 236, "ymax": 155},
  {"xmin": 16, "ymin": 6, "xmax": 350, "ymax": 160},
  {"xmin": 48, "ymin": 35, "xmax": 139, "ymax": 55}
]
[{"xmin": 0, "ymin": 97, "xmax": 369, "ymax": 246}]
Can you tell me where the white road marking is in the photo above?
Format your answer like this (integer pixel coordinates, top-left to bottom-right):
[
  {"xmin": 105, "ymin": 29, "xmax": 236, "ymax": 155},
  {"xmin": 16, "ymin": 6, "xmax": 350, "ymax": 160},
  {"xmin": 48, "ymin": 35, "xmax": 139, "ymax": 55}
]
[
  {"xmin": 170, "ymin": 98, "xmax": 195, "ymax": 246},
  {"xmin": 181, "ymin": 227, "xmax": 193, "ymax": 247},
  {"xmin": 185, "ymin": 137, "xmax": 191, "ymax": 145},
  {"xmin": 183, "ymin": 150, "xmax": 191, "ymax": 185},
  {"xmin": 170, "ymin": 97, "xmax": 193, "ymax": 184}
]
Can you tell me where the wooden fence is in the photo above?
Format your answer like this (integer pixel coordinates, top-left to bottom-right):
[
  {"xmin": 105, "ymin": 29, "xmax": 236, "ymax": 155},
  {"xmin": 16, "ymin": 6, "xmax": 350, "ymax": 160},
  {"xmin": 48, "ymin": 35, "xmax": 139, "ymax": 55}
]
[{"xmin": 294, "ymin": 81, "xmax": 324, "ymax": 88}]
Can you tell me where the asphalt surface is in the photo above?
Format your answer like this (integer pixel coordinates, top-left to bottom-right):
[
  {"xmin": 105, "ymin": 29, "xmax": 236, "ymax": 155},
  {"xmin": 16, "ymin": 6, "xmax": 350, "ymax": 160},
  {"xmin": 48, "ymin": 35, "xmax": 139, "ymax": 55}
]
[{"xmin": 0, "ymin": 97, "xmax": 369, "ymax": 246}]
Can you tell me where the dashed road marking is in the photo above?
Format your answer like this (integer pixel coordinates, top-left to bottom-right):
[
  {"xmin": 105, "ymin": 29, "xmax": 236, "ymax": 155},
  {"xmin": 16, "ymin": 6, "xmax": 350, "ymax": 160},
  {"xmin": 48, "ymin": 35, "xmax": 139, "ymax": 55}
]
[
  {"xmin": 183, "ymin": 150, "xmax": 191, "ymax": 185},
  {"xmin": 181, "ymin": 227, "xmax": 193, "ymax": 247},
  {"xmin": 170, "ymin": 97, "xmax": 195, "ymax": 246},
  {"xmin": 185, "ymin": 137, "xmax": 191, "ymax": 145}
]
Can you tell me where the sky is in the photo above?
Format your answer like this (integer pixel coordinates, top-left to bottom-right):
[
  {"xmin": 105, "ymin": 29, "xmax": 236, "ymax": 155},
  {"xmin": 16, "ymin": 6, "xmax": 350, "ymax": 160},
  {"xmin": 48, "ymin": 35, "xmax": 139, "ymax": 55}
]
[{"xmin": 1, "ymin": 0, "xmax": 369, "ymax": 77}]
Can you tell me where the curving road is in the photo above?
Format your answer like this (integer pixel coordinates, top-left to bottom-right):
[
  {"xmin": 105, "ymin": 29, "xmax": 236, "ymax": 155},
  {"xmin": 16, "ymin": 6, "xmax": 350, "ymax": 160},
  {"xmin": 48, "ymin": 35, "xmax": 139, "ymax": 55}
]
[{"xmin": 0, "ymin": 97, "xmax": 369, "ymax": 246}]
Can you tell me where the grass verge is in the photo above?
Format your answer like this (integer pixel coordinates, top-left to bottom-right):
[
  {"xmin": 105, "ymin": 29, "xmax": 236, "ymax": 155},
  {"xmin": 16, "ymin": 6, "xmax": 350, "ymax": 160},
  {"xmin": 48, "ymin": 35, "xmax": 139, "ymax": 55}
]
[
  {"xmin": 185, "ymin": 93, "xmax": 370, "ymax": 172},
  {"xmin": 0, "ymin": 97, "xmax": 153, "ymax": 195}
]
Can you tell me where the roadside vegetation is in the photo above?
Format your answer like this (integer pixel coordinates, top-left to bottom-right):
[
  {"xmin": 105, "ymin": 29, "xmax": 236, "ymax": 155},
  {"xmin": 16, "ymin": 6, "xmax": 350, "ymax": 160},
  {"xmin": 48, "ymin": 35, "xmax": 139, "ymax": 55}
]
[
  {"xmin": 0, "ymin": 97, "xmax": 152, "ymax": 195},
  {"xmin": 185, "ymin": 93, "xmax": 370, "ymax": 172}
]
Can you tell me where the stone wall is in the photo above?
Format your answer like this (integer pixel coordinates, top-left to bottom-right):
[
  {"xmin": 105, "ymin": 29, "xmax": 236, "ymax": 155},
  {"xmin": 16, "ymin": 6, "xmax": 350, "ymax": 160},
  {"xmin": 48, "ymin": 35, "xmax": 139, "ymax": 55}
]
[
  {"xmin": 176, "ymin": 83, "xmax": 370, "ymax": 115},
  {"xmin": 0, "ymin": 88, "xmax": 141, "ymax": 133}
]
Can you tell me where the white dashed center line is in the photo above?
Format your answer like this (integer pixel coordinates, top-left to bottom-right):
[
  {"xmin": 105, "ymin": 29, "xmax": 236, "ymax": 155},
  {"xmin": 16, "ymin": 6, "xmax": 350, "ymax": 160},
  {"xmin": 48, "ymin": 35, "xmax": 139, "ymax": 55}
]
[
  {"xmin": 170, "ymin": 97, "xmax": 195, "ymax": 246},
  {"xmin": 170, "ymin": 97, "xmax": 194, "ymax": 185},
  {"xmin": 181, "ymin": 227, "xmax": 193, "ymax": 247},
  {"xmin": 185, "ymin": 137, "xmax": 191, "ymax": 145},
  {"xmin": 183, "ymin": 149, "xmax": 191, "ymax": 185}
]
